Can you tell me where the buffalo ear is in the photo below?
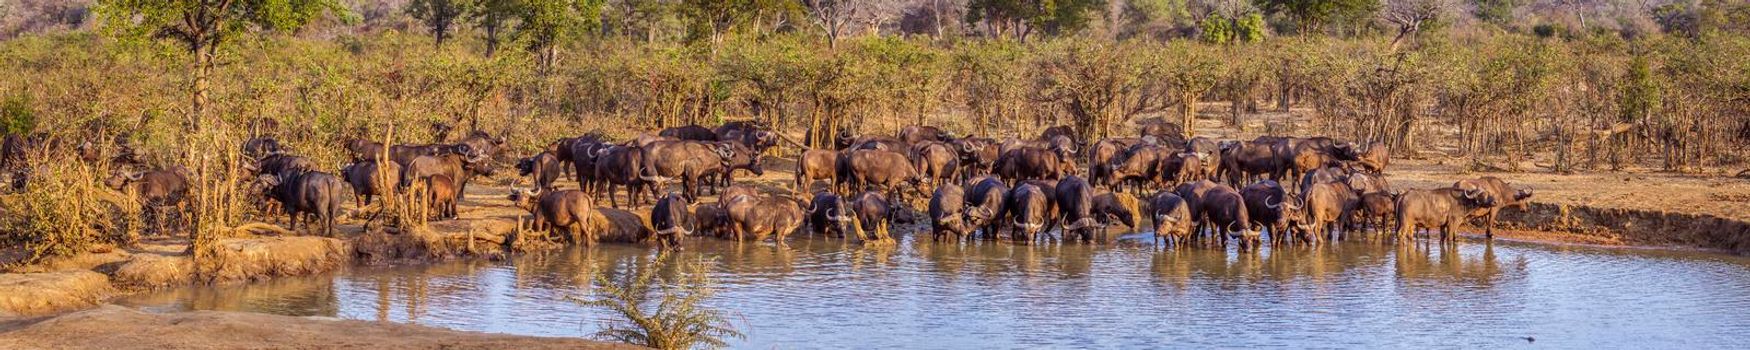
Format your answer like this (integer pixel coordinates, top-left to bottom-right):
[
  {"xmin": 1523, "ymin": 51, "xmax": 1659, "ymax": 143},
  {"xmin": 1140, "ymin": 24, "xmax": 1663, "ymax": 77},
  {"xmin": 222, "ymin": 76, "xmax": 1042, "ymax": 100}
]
[{"xmin": 454, "ymin": 144, "xmax": 473, "ymax": 155}]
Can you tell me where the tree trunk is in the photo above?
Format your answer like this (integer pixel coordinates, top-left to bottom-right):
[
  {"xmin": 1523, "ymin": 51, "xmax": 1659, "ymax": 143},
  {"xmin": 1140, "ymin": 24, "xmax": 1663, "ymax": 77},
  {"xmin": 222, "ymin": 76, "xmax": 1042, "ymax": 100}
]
[
  {"xmin": 933, "ymin": 0, "xmax": 944, "ymax": 38},
  {"xmin": 1180, "ymin": 93, "xmax": 1198, "ymax": 138},
  {"xmin": 485, "ymin": 25, "xmax": 500, "ymax": 57},
  {"xmin": 191, "ymin": 41, "xmax": 214, "ymax": 126},
  {"xmin": 1277, "ymin": 84, "xmax": 1291, "ymax": 112}
]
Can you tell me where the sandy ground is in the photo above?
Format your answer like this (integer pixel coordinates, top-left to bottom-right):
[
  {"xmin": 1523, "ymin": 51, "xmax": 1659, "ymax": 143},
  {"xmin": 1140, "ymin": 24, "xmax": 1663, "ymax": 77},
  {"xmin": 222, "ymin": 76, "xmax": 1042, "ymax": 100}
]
[
  {"xmin": 0, "ymin": 305, "xmax": 638, "ymax": 350},
  {"xmin": 1388, "ymin": 158, "xmax": 1750, "ymax": 222}
]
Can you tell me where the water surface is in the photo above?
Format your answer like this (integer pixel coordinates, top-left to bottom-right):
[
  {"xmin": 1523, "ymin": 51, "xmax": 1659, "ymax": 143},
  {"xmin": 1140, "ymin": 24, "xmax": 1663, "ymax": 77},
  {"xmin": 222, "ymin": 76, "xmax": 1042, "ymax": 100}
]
[{"xmin": 118, "ymin": 234, "xmax": 1750, "ymax": 348}]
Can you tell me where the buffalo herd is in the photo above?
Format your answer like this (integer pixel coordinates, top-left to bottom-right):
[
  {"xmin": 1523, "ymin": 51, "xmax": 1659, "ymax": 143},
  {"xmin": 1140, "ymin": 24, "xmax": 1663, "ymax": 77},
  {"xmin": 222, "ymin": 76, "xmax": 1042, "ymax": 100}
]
[
  {"xmin": 1, "ymin": 121, "xmax": 1534, "ymax": 250},
  {"xmin": 510, "ymin": 121, "xmax": 1533, "ymax": 250}
]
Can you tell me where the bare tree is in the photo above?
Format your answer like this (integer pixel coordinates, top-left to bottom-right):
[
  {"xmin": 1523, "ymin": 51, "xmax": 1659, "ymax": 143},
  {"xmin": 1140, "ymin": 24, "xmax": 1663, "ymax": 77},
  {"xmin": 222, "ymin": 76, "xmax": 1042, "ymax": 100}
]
[
  {"xmin": 803, "ymin": 0, "xmax": 858, "ymax": 49},
  {"xmin": 1382, "ymin": 0, "xmax": 1453, "ymax": 52}
]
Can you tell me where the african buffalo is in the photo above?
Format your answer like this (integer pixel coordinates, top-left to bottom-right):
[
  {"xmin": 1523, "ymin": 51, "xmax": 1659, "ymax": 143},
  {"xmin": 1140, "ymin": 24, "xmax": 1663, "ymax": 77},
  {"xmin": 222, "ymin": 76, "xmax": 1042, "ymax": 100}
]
[
  {"xmin": 588, "ymin": 208, "xmax": 657, "ymax": 244},
  {"xmin": 1299, "ymin": 166, "xmax": 1349, "ymax": 195},
  {"xmin": 426, "ymin": 174, "xmax": 459, "ymax": 219},
  {"xmin": 106, "ymin": 168, "xmax": 191, "ymax": 207},
  {"xmin": 714, "ymin": 121, "xmax": 778, "ymax": 153},
  {"xmin": 660, "ymin": 125, "xmax": 719, "ymax": 141},
  {"xmin": 1105, "ymin": 144, "xmax": 1165, "ymax": 190},
  {"xmin": 341, "ymin": 159, "xmax": 400, "ymax": 208},
  {"xmin": 1139, "ymin": 122, "xmax": 1184, "ymax": 143},
  {"xmin": 1183, "ymin": 137, "xmax": 1222, "ymax": 177},
  {"xmin": 1240, "ymin": 180, "xmax": 1310, "ymax": 244},
  {"xmin": 1345, "ymin": 172, "xmax": 1392, "ymax": 196},
  {"xmin": 640, "ymin": 140, "xmax": 739, "ymax": 201},
  {"xmin": 401, "ymin": 145, "xmax": 494, "ymax": 214},
  {"xmin": 1220, "ymin": 139, "xmax": 1287, "ymax": 186},
  {"xmin": 795, "ymin": 149, "xmax": 837, "ymax": 192},
  {"xmin": 1006, "ymin": 183, "xmax": 1055, "ymax": 243},
  {"xmin": 1202, "ymin": 185, "xmax": 1258, "ymax": 249},
  {"xmin": 1304, "ymin": 182, "xmax": 1361, "ymax": 242},
  {"xmin": 256, "ymin": 170, "xmax": 345, "ymax": 237},
  {"xmin": 911, "ymin": 141, "xmax": 960, "ymax": 191},
  {"xmin": 1087, "ymin": 138, "xmax": 1144, "ymax": 189},
  {"xmin": 1395, "ymin": 187, "xmax": 1497, "ymax": 242},
  {"xmin": 699, "ymin": 141, "xmax": 764, "ymax": 194},
  {"xmin": 1037, "ymin": 126, "xmax": 1079, "ymax": 149},
  {"xmin": 649, "ymin": 193, "xmax": 690, "ymax": 250},
  {"xmin": 994, "ymin": 146, "xmax": 1076, "ymax": 183},
  {"xmin": 592, "ymin": 144, "xmax": 649, "ymax": 208},
  {"xmin": 516, "ymin": 151, "xmax": 563, "ymax": 193},
  {"xmin": 806, "ymin": 191, "xmax": 856, "ymax": 239},
  {"xmin": 950, "ymin": 137, "xmax": 1001, "ymax": 178},
  {"xmin": 838, "ymin": 149, "xmax": 921, "ymax": 201},
  {"xmin": 1357, "ymin": 192, "xmax": 1398, "ymax": 233},
  {"xmin": 567, "ymin": 138, "xmax": 612, "ymax": 193},
  {"xmin": 1091, "ymin": 192, "xmax": 1141, "ymax": 230},
  {"xmin": 928, "ymin": 183, "xmax": 969, "ymax": 242},
  {"xmin": 899, "ymin": 125, "xmax": 950, "ymax": 145},
  {"xmin": 1454, "ymin": 176, "xmax": 1534, "ymax": 238},
  {"xmin": 1354, "ymin": 141, "xmax": 1388, "ymax": 174},
  {"xmin": 1148, "ymin": 191, "xmax": 1193, "ymax": 247},
  {"xmin": 850, "ymin": 191, "xmax": 893, "ymax": 242},
  {"xmin": 964, "ymin": 176, "xmax": 1009, "ymax": 241},
  {"xmin": 1055, "ymin": 176, "xmax": 1101, "ymax": 243},
  {"xmin": 241, "ymin": 137, "xmax": 284, "ymax": 160},
  {"xmin": 1173, "ymin": 180, "xmax": 1222, "ymax": 239},
  {"xmin": 246, "ymin": 154, "xmax": 314, "ymax": 180},
  {"xmin": 694, "ymin": 202, "xmax": 730, "ymax": 238},
  {"xmin": 509, "ymin": 188, "xmax": 595, "ymax": 245},
  {"xmin": 722, "ymin": 194, "xmax": 806, "ymax": 242}
]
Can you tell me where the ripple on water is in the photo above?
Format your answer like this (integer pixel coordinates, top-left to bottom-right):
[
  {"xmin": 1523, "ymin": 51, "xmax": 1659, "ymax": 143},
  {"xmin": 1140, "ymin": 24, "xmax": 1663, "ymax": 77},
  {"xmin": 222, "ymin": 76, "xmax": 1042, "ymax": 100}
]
[{"xmin": 113, "ymin": 234, "xmax": 1750, "ymax": 348}]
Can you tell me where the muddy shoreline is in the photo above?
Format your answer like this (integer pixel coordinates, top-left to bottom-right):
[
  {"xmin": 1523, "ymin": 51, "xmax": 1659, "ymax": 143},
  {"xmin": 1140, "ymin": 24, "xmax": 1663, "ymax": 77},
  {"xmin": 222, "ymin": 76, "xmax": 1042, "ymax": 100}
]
[{"xmin": 0, "ymin": 305, "xmax": 637, "ymax": 350}]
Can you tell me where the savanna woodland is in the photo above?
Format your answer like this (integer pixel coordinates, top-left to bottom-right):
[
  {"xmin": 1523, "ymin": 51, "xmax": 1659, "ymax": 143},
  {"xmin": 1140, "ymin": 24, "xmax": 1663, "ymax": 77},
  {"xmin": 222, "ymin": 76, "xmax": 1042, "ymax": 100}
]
[{"xmin": 1, "ymin": 0, "xmax": 1748, "ymax": 287}]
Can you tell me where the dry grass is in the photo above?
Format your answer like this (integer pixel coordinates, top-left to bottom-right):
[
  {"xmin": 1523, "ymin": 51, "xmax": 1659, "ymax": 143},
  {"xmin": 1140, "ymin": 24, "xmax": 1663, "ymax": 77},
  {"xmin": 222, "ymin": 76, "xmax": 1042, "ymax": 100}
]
[{"xmin": 0, "ymin": 148, "xmax": 141, "ymax": 267}]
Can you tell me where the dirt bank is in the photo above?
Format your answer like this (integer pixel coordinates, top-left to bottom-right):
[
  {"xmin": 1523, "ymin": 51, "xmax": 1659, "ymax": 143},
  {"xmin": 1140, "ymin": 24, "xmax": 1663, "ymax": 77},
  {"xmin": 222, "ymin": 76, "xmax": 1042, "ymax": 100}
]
[
  {"xmin": 0, "ymin": 271, "xmax": 112, "ymax": 318},
  {"xmin": 1388, "ymin": 159, "xmax": 1750, "ymax": 252},
  {"xmin": 0, "ymin": 305, "xmax": 637, "ymax": 350}
]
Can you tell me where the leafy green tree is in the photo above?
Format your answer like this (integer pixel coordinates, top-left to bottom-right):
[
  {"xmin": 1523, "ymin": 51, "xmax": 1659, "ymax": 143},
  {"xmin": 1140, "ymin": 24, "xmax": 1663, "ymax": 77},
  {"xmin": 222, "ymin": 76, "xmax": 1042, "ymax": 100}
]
[
  {"xmin": 468, "ymin": 0, "xmax": 518, "ymax": 57},
  {"xmin": 966, "ymin": 0, "xmax": 1104, "ymax": 39},
  {"xmin": 96, "ymin": 0, "xmax": 351, "ymax": 122},
  {"xmin": 407, "ymin": 0, "xmax": 474, "ymax": 47},
  {"xmin": 677, "ymin": 0, "xmax": 794, "ymax": 47},
  {"xmin": 516, "ymin": 0, "xmax": 607, "ymax": 73},
  {"xmin": 1470, "ymin": 0, "xmax": 1521, "ymax": 26},
  {"xmin": 1252, "ymin": 0, "xmax": 1378, "ymax": 35},
  {"xmin": 608, "ymin": 0, "xmax": 680, "ymax": 43},
  {"xmin": 1235, "ymin": 12, "xmax": 1267, "ymax": 42},
  {"xmin": 1200, "ymin": 15, "xmax": 1234, "ymax": 44}
]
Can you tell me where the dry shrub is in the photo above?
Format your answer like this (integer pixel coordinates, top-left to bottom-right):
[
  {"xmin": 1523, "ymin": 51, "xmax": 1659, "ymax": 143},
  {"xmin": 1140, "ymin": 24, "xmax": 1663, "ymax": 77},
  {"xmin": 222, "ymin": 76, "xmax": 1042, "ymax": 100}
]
[
  {"xmin": 576, "ymin": 256, "xmax": 741, "ymax": 350},
  {"xmin": 0, "ymin": 149, "xmax": 140, "ymax": 267}
]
